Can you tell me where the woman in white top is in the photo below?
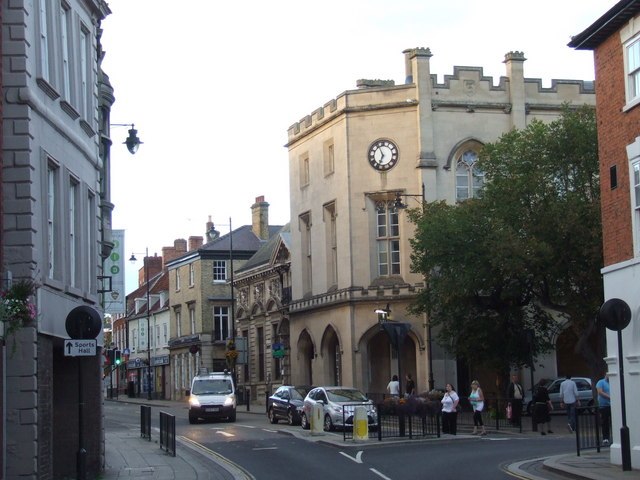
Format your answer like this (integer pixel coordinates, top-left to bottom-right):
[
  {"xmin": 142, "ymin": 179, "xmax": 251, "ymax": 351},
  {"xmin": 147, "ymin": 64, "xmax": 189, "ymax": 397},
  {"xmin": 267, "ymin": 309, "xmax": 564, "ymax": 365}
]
[
  {"xmin": 387, "ymin": 375, "xmax": 400, "ymax": 397},
  {"xmin": 469, "ymin": 380, "xmax": 486, "ymax": 435},
  {"xmin": 441, "ymin": 383, "xmax": 459, "ymax": 434}
]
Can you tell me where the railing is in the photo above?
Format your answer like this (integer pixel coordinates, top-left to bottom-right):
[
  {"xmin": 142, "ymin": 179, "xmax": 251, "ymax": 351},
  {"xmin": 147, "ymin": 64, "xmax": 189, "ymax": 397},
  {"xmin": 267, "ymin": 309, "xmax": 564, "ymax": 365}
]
[
  {"xmin": 159, "ymin": 411, "xmax": 176, "ymax": 456},
  {"xmin": 456, "ymin": 396, "xmax": 522, "ymax": 433},
  {"xmin": 140, "ymin": 405, "xmax": 151, "ymax": 440},
  {"xmin": 342, "ymin": 400, "xmax": 441, "ymax": 441},
  {"xmin": 575, "ymin": 406, "xmax": 602, "ymax": 456}
]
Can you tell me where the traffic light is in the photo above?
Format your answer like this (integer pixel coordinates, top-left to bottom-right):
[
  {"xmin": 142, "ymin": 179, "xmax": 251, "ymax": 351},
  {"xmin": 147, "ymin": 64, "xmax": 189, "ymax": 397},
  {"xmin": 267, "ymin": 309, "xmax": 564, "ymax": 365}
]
[
  {"xmin": 114, "ymin": 350, "xmax": 122, "ymax": 366},
  {"xmin": 107, "ymin": 348, "xmax": 115, "ymax": 366}
]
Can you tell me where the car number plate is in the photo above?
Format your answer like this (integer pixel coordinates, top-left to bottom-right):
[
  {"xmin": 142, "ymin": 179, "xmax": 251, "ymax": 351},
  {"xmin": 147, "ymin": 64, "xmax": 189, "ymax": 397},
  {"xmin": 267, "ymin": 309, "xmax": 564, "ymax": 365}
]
[{"xmin": 205, "ymin": 407, "xmax": 220, "ymax": 412}]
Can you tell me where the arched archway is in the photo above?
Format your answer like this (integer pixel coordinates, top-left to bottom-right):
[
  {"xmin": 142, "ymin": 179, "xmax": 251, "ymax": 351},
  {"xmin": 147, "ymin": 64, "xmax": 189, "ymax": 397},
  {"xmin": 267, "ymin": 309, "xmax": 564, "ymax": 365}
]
[
  {"xmin": 297, "ymin": 330, "xmax": 315, "ymax": 386},
  {"xmin": 364, "ymin": 327, "xmax": 418, "ymax": 396},
  {"xmin": 321, "ymin": 326, "xmax": 341, "ymax": 386}
]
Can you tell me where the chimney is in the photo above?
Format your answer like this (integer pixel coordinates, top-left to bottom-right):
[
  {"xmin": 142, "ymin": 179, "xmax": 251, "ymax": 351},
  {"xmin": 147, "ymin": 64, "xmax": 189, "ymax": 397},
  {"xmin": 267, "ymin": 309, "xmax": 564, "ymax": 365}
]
[
  {"xmin": 251, "ymin": 195, "xmax": 269, "ymax": 240},
  {"xmin": 162, "ymin": 238, "xmax": 188, "ymax": 265},
  {"xmin": 138, "ymin": 254, "xmax": 163, "ymax": 287},
  {"xmin": 189, "ymin": 236, "xmax": 203, "ymax": 251}
]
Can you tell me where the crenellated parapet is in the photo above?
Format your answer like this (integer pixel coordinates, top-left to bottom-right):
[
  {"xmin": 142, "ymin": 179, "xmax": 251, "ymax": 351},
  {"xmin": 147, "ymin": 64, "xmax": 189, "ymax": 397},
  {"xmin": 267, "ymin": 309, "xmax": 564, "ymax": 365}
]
[{"xmin": 287, "ymin": 49, "xmax": 595, "ymax": 145}]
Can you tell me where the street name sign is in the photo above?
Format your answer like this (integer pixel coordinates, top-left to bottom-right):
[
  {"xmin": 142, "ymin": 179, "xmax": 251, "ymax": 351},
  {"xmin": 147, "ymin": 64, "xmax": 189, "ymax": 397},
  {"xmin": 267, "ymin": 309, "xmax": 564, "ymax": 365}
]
[{"xmin": 64, "ymin": 339, "xmax": 97, "ymax": 357}]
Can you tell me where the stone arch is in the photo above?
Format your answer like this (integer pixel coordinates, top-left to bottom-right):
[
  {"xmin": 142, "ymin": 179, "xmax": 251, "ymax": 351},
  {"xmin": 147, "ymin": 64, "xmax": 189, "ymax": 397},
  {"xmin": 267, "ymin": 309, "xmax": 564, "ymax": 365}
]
[
  {"xmin": 444, "ymin": 137, "xmax": 485, "ymax": 170},
  {"xmin": 265, "ymin": 299, "xmax": 278, "ymax": 313},
  {"xmin": 320, "ymin": 325, "xmax": 342, "ymax": 386},
  {"xmin": 358, "ymin": 324, "xmax": 419, "ymax": 396},
  {"xmin": 296, "ymin": 329, "xmax": 315, "ymax": 386}
]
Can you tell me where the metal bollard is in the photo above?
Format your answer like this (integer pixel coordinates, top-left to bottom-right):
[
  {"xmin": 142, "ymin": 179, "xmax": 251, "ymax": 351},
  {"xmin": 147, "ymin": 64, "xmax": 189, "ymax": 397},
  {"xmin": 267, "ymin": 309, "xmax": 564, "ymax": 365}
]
[{"xmin": 311, "ymin": 403, "xmax": 324, "ymax": 435}]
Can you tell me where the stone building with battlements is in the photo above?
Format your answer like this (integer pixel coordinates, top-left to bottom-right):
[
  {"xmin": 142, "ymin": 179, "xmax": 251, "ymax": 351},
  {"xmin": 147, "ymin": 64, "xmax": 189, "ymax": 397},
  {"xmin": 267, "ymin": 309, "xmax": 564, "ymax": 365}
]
[{"xmin": 285, "ymin": 48, "xmax": 596, "ymax": 397}]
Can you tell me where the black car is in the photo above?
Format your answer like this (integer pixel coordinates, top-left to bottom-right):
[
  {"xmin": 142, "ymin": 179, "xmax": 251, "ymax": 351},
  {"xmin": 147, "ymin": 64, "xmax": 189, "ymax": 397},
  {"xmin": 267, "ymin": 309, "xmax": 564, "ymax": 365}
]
[{"xmin": 267, "ymin": 386, "xmax": 311, "ymax": 425}]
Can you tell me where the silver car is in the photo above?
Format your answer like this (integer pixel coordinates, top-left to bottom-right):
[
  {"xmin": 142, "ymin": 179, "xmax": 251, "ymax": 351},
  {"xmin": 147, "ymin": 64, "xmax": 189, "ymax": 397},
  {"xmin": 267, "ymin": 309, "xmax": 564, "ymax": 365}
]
[
  {"xmin": 525, "ymin": 377, "xmax": 594, "ymax": 415},
  {"xmin": 301, "ymin": 386, "xmax": 378, "ymax": 431}
]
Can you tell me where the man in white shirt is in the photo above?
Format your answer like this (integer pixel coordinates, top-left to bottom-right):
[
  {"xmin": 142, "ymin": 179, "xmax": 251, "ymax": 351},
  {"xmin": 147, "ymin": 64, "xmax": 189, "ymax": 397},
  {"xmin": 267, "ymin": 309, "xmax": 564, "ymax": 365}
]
[{"xmin": 559, "ymin": 375, "xmax": 580, "ymax": 432}]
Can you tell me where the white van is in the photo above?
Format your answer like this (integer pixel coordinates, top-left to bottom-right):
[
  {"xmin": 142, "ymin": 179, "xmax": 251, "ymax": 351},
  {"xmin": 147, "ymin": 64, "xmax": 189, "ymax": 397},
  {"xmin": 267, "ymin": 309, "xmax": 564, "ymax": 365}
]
[{"xmin": 188, "ymin": 371, "xmax": 236, "ymax": 423}]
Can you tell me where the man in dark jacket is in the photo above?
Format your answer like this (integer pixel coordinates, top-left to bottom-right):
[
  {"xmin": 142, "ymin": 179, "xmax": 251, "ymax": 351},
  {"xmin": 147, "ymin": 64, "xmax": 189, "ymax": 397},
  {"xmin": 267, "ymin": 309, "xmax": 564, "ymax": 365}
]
[{"xmin": 507, "ymin": 374, "xmax": 524, "ymax": 427}]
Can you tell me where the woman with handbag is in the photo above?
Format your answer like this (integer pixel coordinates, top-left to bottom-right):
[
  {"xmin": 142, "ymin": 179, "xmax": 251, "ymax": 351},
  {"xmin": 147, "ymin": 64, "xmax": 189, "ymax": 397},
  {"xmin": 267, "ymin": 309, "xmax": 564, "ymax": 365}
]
[{"xmin": 441, "ymin": 383, "xmax": 459, "ymax": 435}]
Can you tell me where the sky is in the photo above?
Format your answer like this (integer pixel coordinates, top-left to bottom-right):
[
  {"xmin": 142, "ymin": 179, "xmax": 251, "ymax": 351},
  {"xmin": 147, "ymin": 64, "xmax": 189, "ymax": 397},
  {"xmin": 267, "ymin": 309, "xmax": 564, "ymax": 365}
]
[{"xmin": 100, "ymin": 0, "xmax": 612, "ymax": 294}]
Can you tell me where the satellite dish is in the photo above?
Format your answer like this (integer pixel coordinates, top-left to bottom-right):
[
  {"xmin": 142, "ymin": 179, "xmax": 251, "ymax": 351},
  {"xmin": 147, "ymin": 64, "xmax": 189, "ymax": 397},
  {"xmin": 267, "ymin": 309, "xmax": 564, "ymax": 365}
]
[{"xmin": 598, "ymin": 298, "xmax": 632, "ymax": 332}]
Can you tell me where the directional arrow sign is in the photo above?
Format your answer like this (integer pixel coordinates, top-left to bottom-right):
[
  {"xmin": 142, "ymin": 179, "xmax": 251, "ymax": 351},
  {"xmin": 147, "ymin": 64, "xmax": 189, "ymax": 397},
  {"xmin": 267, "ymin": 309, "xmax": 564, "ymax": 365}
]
[{"xmin": 64, "ymin": 339, "xmax": 97, "ymax": 357}]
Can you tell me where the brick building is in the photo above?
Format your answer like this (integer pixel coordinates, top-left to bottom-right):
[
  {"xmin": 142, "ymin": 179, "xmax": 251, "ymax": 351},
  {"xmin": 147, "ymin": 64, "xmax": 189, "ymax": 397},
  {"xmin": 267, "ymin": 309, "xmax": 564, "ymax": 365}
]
[{"xmin": 570, "ymin": 0, "xmax": 640, "ymax": 468}]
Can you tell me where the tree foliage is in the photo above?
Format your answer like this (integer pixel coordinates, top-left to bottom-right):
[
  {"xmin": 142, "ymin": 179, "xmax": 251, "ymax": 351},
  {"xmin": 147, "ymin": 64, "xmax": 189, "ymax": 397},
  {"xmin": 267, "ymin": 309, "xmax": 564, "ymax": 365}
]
[{"xmin": 409, "ymin": 106, "xmax": 604, "ymax": 374}]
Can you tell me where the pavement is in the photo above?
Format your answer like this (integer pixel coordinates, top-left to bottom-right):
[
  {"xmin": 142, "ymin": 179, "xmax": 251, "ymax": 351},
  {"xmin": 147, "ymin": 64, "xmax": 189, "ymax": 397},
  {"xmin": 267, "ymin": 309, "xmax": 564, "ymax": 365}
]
[{"xmin": 103, "ymin": 396, "xmax": 639, "ymax": 480}]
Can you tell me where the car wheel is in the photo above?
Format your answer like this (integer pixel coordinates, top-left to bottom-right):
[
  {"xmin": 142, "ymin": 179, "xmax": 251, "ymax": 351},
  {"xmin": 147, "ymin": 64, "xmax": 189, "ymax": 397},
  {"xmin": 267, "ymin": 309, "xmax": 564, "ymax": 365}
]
[
  {"xmin": 323, "ymin": 414, "xmax": 334, "ymax": 432},
  {"xmin": 287, "ymin": 409, "xmax": 295, "ymax": 426},
  {"xmin": 228, "ymin": 411, "xmax": 236, "ymax": 422},
  {"xmin": 268, "ymin": 408, "xmax": 279, "ymax": 424},
  {"xmin": 301, "ymin": 412, "xmax": 310, "ymax": 430},
  {"xmin": 188, "ymin": 413, "xmax": 198, "ymax": 424}
]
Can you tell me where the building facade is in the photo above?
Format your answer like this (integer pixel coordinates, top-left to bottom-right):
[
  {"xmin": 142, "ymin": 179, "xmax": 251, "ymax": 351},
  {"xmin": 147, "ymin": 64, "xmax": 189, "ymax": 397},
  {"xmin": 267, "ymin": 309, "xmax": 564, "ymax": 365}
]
[
  {"xmin": 167, "ymin": 198, "xmax": 282, "ymax": 400},
  {"xmin": 2, "ymin": 0, "xmax": 112, "ymax": 477},
  {"xmin": 285, "ymin": 49, "xmax": 596, "ymax": 397},
  {"xmin": 570, "ymin": 0, "xmax": 640, "ymax": 468},
  {"xmin": 233, "ymin": 224, "xmax": 292, "ymax": 402}
]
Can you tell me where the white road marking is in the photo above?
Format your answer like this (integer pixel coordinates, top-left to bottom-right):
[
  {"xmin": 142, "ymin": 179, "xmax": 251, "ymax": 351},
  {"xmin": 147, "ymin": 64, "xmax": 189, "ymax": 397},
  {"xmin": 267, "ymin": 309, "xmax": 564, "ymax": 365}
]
[
  {"xmin": 370, "ymin": 468, "xmax": 392, "ymax": 480},
  {"xmin": 217, "ymin": 431, "xmax": 235, "ymax": 437},
  {"xmin": 262, "ymin": 429, "xmax": 278, "ymax": 433},
  {"xmin": 238, "ymin": 425, "xmax": 256, "ymax": 429},
  {"xmin": 339, "ymin": 451, "xmax": 363, "ymax": 464},
  {"xmin": 253, "ymin": 447, "xmax": 278, "ymax": 451}
]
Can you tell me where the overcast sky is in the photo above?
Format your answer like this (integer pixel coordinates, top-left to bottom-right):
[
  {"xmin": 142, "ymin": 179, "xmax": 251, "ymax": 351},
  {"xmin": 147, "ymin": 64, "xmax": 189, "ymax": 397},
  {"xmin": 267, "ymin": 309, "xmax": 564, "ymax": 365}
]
[{"xmin": 100, "ymin": 0, "xmax": 611, "ymax": 294}]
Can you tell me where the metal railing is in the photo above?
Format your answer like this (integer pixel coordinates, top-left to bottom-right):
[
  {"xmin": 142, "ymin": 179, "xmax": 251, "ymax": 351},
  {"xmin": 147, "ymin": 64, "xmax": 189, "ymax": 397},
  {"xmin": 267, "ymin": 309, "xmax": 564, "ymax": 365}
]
[
  {"xmin": 456, "ymin": 396, "xmax": 522, "ymax": 433},
  {"xmin": 159, "ymin": 411, "xmax": 176, "ymax": 456},
  {"xmin": 140, "ymin": 405, "xmax": 151, "ymax": 440},
  {"xmin": 575, "ymin": 406, "xmax": 602, "ymax": 456},
  {"xmin": 341, "ymin": 401, "xmax": 441, "ymax": 441}
]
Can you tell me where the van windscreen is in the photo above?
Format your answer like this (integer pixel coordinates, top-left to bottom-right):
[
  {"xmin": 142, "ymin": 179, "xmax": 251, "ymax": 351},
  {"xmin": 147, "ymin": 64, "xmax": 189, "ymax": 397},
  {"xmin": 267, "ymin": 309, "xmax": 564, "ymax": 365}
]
[{"xmin": 192, "ymin": 379, "xmax": 232, "ymax": 395}]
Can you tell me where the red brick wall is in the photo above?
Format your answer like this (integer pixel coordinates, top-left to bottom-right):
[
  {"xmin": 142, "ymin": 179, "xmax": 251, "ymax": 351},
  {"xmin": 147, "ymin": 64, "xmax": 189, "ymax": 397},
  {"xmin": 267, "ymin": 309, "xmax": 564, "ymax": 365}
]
[{"xmin": 594, "ymin": 33, "xmax": 640, "ymax": 266}]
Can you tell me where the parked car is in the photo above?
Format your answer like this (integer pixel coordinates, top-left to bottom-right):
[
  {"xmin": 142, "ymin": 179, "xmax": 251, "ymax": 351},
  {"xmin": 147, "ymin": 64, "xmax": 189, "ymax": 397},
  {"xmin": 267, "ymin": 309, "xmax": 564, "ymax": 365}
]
[
  {"xmin": 300, "ymin": 386, "xmax": 378, "ymax": 431},
  {"xmin": 524, "ymin": 377, "xmax": 594, "ymax": 415},
  {"xmin": 267, "ymin": 385, "xmax": 311, "ymax": 425}
]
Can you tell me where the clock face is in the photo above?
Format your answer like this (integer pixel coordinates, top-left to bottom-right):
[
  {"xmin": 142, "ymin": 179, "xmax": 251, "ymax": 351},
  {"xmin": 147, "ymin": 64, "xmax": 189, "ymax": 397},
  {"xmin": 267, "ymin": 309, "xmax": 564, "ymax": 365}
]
[{"xmin": 368, "ymin": 139, "xmax": 399, "ymax": 171}]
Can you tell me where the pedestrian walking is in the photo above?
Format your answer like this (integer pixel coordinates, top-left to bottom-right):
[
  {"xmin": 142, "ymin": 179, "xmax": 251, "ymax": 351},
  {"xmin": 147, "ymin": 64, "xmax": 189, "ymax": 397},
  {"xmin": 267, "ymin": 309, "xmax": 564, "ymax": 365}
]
[
  {"xmin": 559, "ymin": 375, "xmax": 580, "ymax": 432},
  {"xmin": 387, "ymin": 375, "xmax": 400, "ymax": 397},
  {"xmin": 596, "ymin": 373, "xmax": 611, "ymax": 445},
  {"xmin": 506, "ymin": 374, "xmax": 524, "ymax": 427},
  {"xmin": 469, "ymin": 380, "xmax": 486, "ymax": 435},
  {"xmin": 405, "ymin": 373, "xmax": 416, "ymax": 397},
  {"xmin": 441, "ymin": 383, "xmax": 459, "ymax": 435},
  {"xmin": 532, "ymin": 380, "xmax": 553, "ymax": 435}
]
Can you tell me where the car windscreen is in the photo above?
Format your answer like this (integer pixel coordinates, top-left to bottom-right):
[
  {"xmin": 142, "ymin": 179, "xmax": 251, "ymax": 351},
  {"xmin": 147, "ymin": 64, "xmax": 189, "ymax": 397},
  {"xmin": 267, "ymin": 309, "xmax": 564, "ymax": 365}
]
[
  {"xmin": 192, "ymin": 379, "xmax": 232, "ymax": 395},
  {"xmin": 327, "ymin": 389, "xmax": 368, "ymax": 402}
]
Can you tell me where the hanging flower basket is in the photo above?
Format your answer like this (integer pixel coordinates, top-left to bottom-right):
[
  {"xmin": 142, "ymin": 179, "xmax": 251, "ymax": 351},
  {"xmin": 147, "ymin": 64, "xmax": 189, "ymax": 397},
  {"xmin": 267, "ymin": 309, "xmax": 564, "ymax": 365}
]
[
  {"xmin": 1, "ymin": 279, "xmax": 37, "ymax": 342},
  {"xmin": 225, "ymin": 339, "xmax": 238, "ymax": 369}
]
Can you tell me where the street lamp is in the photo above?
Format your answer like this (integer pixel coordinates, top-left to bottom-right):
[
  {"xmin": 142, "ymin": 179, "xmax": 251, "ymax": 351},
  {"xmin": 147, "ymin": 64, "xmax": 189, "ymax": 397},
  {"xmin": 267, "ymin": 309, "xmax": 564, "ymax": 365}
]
[
  {"xmin": 394, "ymin": 184, "xmax": 435, "ymax": 391},
  {"xmin": 129, "ymin": 248, "xmax": 152, "ymax": 400},
  {"xmin": 110, "ymin": 123, "xmax": 143, "ymax": 154}
]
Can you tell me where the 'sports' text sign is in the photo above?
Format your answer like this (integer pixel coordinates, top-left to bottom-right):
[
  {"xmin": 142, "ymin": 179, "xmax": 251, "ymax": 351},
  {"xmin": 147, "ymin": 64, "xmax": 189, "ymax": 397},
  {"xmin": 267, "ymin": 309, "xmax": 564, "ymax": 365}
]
[{"xmin": 64, "ymin": 339, "xmax": 97, "ymax": 356}]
